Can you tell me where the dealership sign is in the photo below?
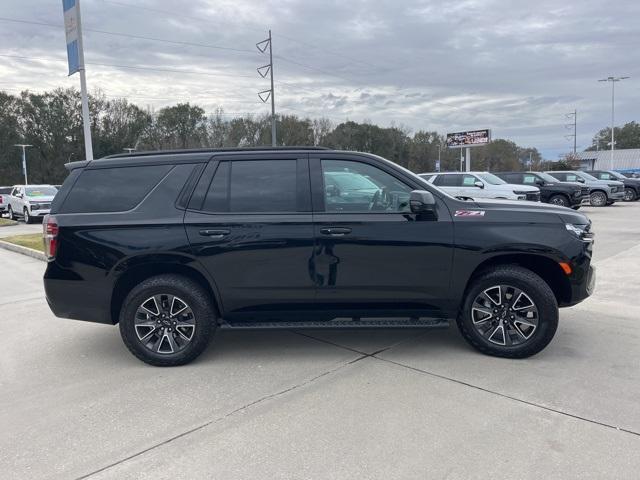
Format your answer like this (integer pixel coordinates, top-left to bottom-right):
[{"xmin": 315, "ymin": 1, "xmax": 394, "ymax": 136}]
[{"xmin": 446, "ymin": 129, "xmax": 491, "ymax": 148}]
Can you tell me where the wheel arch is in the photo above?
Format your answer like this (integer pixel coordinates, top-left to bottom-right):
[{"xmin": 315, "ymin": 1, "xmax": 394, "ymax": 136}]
[
  {"xmin": 110, "ymin": 258, "xmax": 221, "ymax": 325},
  {"xmin": 463, "ymin": 254, "xmax": 572, "ymax": 306}
]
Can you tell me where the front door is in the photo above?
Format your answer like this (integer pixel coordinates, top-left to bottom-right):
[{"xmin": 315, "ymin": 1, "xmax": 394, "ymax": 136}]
[
  {"xmin": 310, "ymin": 155, "xmax": 454, "ymax": 317},
  {"xmin": 184, "ymin": 154, "xmax": 316, "ymax": 321}
]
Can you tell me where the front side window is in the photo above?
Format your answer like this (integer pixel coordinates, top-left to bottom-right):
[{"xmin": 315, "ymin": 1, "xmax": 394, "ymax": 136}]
[
  {"xmin": 26, "ymin": 186, "xmax": 58, "ymax": 197},
  {"xmin": 462, "ymin": 174, "xmax": 479, "ymax": 186},
  {"xmin": 321, "ymin": 160, "xmax": 411, "ymax": 213},
  {"xmin": 202, "ymin": 160, "xmax": 298, "ymax": 213},
  {"xmin": 522, "ymin": 174, "xmax": 538, "ymax": 184}
]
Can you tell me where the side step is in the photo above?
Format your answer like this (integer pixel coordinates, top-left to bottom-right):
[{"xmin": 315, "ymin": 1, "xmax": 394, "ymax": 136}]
[{"xmin": 220, "ymin": 317, "xmax": 450, "ymax": 330}]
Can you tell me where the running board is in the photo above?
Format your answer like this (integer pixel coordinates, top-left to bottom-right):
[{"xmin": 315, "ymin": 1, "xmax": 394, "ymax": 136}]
[{"xmin": 219, "ymin": 318, "xmax": 450, "ymax": 330}]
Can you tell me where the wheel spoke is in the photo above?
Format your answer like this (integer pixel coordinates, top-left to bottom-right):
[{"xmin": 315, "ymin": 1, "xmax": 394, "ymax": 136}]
[
  {"xmin": 512, "ymin": 291, "xmax": 534, "ymax": 311},
  {"xmin": 487, "ymin": 325, "xmax": 506, "ymax": 345},
  {"xmin": 483, "ymin": 286, "xmax": 502, "ymax": 306},
  {"xmin": 471, "ymin": 307, "xmax": 493, "ymax": 324},
  {"xmin": 135, "ymin": 294, "xmax": 195, "ymax": 355}
]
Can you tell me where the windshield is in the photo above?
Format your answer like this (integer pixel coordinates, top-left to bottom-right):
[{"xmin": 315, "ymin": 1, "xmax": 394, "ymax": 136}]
[
  {"xmin": 607, "ymin": 171, "xmax": 625, "ymax": 180},
  {"xmin": 477, "ymin": 173, "xmax": 507, "ymax": 185},
  {"xmin": 578, "ymin": 172, "xmax": 599, "ymax": 181},
  {"xmin": 25, "ymin": 186, "xmax": 58, "ymax": 197},
  {"xmin": 538, "ymin": 172, "xmax": 560, "ymax": 183}
]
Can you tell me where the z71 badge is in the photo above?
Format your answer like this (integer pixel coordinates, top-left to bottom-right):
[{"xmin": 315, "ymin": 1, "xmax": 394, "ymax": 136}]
[{"xmin": 455, "ymin": 210, "xmax": 486, "ymax": 217}]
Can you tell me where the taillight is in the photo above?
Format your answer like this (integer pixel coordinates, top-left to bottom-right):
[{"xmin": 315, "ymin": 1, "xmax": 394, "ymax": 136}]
[{"xmin": 43, "ymin": 215, "xmax": 58, "ymax": 260}]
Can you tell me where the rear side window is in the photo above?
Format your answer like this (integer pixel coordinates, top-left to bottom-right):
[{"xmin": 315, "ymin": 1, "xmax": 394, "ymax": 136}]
[
  {"xmin": 60, "ymin": 164, "xmax": 172, "ymax": 213},
  {"xmin": 522, "ymin": 174, "xmax": 537, "ymax": 184},
  {"xmin": 434, "ymin": 174, "xmax": 461, "ymax": 187},
  {"xmin": 201, "ymin": 160, "xmax": 298, "ymax": 213}
]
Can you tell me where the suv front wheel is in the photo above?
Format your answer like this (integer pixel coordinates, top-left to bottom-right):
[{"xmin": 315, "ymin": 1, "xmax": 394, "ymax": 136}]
[
  {"xmin": 457, "ymin": 266, "xmax": 558, "ymax": 358},
  {"xmin": 119, "ymin": 274, "xmax": 216, "ymax": 366}
]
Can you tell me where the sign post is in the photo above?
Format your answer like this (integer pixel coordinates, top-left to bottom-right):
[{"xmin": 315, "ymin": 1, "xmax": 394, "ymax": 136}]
[
  {"xmin": 63, "ymin": 0, "xmax": 93, "ymax": 160},
  {"xmin": 446, "ymin": 129, "xmax": 491, "ymax": 172}
]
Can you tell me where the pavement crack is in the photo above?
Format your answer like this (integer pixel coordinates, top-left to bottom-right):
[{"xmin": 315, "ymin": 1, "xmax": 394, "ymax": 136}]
[
  {"xmin": 375, "ymin": 356, "xmax": 640, "ymax": 438},
  {"xmin": 75, "ymin": 353, "xmax": 367, "ymax": 480}
]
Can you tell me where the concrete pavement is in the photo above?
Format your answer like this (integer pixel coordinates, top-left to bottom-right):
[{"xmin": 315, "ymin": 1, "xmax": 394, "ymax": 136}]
[{"xmin": 1, "ymin": 203, "xmax": 640, "ymax": 479}]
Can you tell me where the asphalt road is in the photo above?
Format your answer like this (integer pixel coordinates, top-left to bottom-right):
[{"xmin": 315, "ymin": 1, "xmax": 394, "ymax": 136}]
[{"xmin": 1, "ymin": 203, "xmax": 640, "ymax": 479}]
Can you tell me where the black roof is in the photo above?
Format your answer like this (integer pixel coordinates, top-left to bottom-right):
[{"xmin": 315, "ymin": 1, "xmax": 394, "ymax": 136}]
[{"xmin": 103, "ymin": 146, "xmax": 329, "ymax": 159}]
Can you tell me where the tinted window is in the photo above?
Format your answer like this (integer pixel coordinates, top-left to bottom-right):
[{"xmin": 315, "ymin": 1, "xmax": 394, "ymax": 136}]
[
  {"xmin": 202, "ymin": 162, "xmax": 230, "ymax": 212},
  {"xmin": 202, "ymin": 160, "xmax": 298, "ymax": 213},
  {"xmin": 0, "ymin": 187, "xmax": 12, "ymax": 194},
  {"xmin": 321, "ymin": 160, "xmax": 411, "ymax": 213},
  {"xmin": 60, "ymin": 164, "xmax": 173, "ymax": 213},
  {"xmin": 434, "ymin": 174, "xmax": 461, "ymax": 187}
]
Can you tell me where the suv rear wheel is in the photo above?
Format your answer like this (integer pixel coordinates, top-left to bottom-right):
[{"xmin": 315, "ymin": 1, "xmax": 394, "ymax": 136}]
[
  {"xmin": 119, "ymin": 274, "xmax": 216, "ymax": 366},
  {"xmin": 457, "ymin": 266, "xmax": 558, "ymax": 358}
]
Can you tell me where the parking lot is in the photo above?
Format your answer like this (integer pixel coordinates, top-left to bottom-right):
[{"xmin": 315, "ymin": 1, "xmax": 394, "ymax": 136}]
[{"xmin": 2, "ymin": 202, "xmax": 640, "ymax": 480}]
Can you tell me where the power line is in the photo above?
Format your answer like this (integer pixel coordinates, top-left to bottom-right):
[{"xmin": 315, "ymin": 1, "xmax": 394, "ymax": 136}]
[
  {"xmin": 0, "ymin": 53, "xmax": 256, "ymax": 79},
  {"xmin": 0, "ymin": 17, "xmax": 256, "ymax": 54}
]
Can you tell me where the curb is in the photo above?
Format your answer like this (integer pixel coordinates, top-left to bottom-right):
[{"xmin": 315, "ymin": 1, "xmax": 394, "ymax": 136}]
[
  {"xmin": 0, "ymin": 240, "xmax": 46, "ymax": 261},
  {"xmin": 0, "ymin": 220, "xmax": 19, "ymax": 227}
]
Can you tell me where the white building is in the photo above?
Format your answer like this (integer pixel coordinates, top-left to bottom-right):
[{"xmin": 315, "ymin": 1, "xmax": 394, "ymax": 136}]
[{"xmin": 577, "ymin": 148, "xmax": 640, "ymax": 172}]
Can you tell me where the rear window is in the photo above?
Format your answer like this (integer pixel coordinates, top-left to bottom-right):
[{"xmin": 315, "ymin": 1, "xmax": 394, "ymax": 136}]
[
  {"xmin": 60, "ymin": 164, "xmax": 173, "ymax": 213},
  {"xmin": 0, "ymin": 187, "xmax": 12, "ymax": 194}
]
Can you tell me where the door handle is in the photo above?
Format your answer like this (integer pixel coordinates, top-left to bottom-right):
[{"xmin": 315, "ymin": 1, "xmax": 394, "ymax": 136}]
[
  {"xmin": 320, "ymin": 227, "xmax": 352, "ymax": 236},
  {"xmin": 199, "ymin": 229, "xmax": 230, "ymax": 240}
]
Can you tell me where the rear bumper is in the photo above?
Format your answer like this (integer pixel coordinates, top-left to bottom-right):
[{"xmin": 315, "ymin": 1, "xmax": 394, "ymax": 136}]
[{"xmin": 44, "ymin": 264, "xmax": 113, "ymax": 325}]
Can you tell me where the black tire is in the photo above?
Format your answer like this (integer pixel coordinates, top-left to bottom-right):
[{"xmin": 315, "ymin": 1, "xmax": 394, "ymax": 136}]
[
  {"xmin": 119, "ymin": 274, "xmax": 216, "ymax": 366},
  {"xmin": 8, "ymin": 205, "xmax": 16, "ymax": 220},
  {"xmin": 623, "ymin": 188, "xmax": 637, "ymax": 202},
  {"xmin": 590, "ymin": 190, "xmax": 607, "ymax": 207},
  {"xmin": 456, "ymin": 265, "xmax": 558, "ymax": 359},
  {"xmin": 571, "ymin": 205, "xmax": 581, "ymax": 210},
  {"xmin": 548, "ymin": 194, "xmax": 569, "ymax": 208},
  {"xmin": 23, "ymin": 208, "xmax": 33, "ymax": 224}
]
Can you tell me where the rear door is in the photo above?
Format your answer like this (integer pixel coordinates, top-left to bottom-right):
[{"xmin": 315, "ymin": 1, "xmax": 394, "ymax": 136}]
[
  {"xmin": 184, "ymin": 153, "xmax": 316, "ymax": 320},
  {"xmin": 432, "ymin": 174, "xmax": 463, "ymax": 197},
  {"xmin": 309, "ymin": 153, "xmax": 454, "ymax": 316}
]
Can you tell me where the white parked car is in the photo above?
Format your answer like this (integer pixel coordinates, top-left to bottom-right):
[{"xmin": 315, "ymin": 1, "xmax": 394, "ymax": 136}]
[
  {"xmin": 7, "ymin": 185, "xmax": 58, "ymax": 223},
  {"xmin": 419, "ymin": 172, "xmax": 540, "ymax": 201}
]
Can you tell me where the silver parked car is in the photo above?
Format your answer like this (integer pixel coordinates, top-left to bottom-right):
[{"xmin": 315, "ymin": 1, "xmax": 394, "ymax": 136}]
[
  {"xmin": 419, "ymin": 172, "xmax": 540, "ymax": 201},
  {"xmin": 7, "ymin": 185, "xmax": 58, "ymax": 223},
  {"xmin": 544, "ymin": 171, "xmax": 624, "ymax": 207}
]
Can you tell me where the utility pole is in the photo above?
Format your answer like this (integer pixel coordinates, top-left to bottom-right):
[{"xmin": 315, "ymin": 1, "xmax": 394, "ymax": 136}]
[
  {"xmin": 565, "ymin": 110, "xmax": 577, "ymax": 154},
  {"xmin": 14, "ymin": 144, "xmax": 32, "ymax": 185},
  {"xmin": 257, "ymin": 30, "xmax": 276, "ymax": 146},
  {"xmin": 598, "ymin": 76, "xmax": 630, "ymax": 169}
]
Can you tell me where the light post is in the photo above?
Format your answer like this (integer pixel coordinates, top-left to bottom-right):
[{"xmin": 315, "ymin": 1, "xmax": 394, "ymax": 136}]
[
  {"xmin": 14, "ymin": 144, "xmax": 32, "ymax": 185},
  {"xmin": 598, "ymin": 76, "xmax": 630, "ymax": 169}
]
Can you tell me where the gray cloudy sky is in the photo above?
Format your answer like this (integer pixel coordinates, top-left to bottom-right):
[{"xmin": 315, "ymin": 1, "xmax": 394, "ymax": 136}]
[{"xmin": 1, "ymin": 0, "xmax": 638, "ymax": 158}]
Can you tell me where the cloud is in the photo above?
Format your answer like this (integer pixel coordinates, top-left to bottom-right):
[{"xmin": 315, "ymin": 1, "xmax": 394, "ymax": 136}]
[{"xmin": 0, "ymin": 0, "xmax": 638, "ymax": 158}]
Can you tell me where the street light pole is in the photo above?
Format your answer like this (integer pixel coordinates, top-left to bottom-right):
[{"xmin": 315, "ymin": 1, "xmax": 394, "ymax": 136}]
[
  {"xmin": 598, "ymin": 76, "xmax": 630, "ymax": 169},
  {"xmin": 14, "ymin": 144, "xmax": 32, "ymax": 185}
]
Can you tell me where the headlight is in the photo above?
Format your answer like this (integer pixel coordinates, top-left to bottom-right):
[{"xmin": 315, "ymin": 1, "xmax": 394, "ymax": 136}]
[
  {"xmin": 565, "ymin": 223, "xmax": 594, "ymax": 242},
  {"xmin": 31, "ymin": 203, "xmax": 40, "ymax": 210},
  {"xmin": 573, "ymin": 190, "xmax": 582, "ymax": 197}
]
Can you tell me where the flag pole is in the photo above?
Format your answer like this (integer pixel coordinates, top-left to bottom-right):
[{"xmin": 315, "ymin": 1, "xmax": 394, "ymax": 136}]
[{"xmin": 76, "ymin": 0, "xmax": 93, "ymax": 160}]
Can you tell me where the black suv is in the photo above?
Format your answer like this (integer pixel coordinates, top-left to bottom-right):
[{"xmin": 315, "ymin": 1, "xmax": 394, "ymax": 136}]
[
  {"xmin": 495, "ymin": 171, "xmax": 588, "ymax": 209},
  {"xmin": 44, "ymin": 148, "xmax": 595, "ymax": 366},
  {"xmin": 586, "ymin": 170, "xmax": 640, "ymax": 202}
]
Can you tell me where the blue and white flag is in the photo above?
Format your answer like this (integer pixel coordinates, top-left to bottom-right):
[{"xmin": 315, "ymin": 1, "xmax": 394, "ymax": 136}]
[{"xmin": 63, "ymin": 0, "xmax": 80, "ymax": 75}]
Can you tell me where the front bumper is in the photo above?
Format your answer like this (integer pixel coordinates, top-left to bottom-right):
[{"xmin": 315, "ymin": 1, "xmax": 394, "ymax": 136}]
[
  {"xmin": 609, "ymin": 191, "xmax": 625, "ymax": 202},
  {"xmin": 29, "ymin": 208, "xmax": 51, "ymax": 218}
]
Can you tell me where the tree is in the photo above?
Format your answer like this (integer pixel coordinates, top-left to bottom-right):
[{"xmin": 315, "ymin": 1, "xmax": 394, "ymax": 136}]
[
  {"xmin": 140, "ymin": 103, "xmax": 207, "ymax": 150},
  {"xmin": 588, "ymin": 121, "xmax": 640, "ymax": 151}
]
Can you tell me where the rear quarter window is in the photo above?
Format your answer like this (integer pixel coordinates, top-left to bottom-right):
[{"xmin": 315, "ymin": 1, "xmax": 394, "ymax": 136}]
[{"xmin": 59, "ymin": 164, "xmax": 173, "ymax": 213}]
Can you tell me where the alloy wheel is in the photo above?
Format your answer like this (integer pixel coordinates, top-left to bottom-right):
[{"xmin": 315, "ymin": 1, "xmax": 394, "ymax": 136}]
[
  {"xmin": 23, "ymin": 209, "xmax": 29, "ymax": 223},
  {"xmin": 134, "ymin": 294, "xmax": 196, "ymax": 354},
  {"xmin": 471, "ymin": 285, "xmax": 539, "ymax": 346},
  {"xmin": 624, "ymin": 188, "xmax": 635, "ymax": 202},
  {"xmin": 590, "ymin": 191, "xmax": 607, "ymax": 207},
  {"xmin": 550, "ymin": 196, "xmax": 568, "ymax": 207}
]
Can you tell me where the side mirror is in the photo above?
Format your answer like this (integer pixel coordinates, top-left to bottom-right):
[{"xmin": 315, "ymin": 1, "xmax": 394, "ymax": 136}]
[
  {"xmin": 473, "ymin": 181, "xmax": 484, "ymax": 189},
  {"xmin": 535, "ymin": 179, "xmax": 545, "ymax": 186},
  {"xmin": 410, "ymin": 190, "xmax": 437, "ymax": 218},
  {"xmin": 325, "ymin": 185, "xmax": 340, "ymax": 197},
  {"xmin": 577, "ymin": 178, "xmax": 585, "ymax": 183}
]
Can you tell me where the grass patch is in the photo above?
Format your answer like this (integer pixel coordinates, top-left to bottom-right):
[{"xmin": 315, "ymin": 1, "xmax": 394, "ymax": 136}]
[
  {"xmin": 1, "ymin": 233, "xmax": 44, "ymax": 252},
  {"xmin": 0, "ymin": 217, "xmax": 18, "ymax": 226}
]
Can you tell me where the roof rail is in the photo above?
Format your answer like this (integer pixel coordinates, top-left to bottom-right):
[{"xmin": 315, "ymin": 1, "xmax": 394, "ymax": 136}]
[{"xmin": 103, "ymin": 146, "xmax": 330, "ymax": 159}]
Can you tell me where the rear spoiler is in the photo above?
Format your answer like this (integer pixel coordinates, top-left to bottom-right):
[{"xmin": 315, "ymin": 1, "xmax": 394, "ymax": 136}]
[{"xmin": 65, "ymin": 160, "xmax": 91, "ymax": 171}]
